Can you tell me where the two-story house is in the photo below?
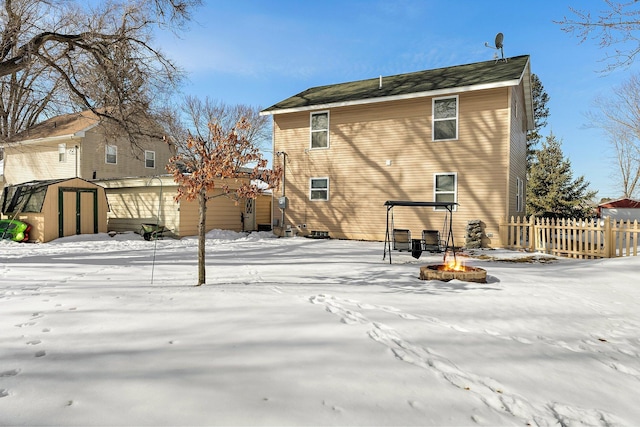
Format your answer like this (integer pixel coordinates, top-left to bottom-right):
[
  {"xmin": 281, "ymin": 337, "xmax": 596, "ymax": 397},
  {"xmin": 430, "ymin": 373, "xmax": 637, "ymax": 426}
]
[
  {"xmin": 1, "ymin": 109, "xmax": 174, "ymax": 187},
  {"xmin": 261, "ymin": 55, "xmax": 533, "ymax": 247}
]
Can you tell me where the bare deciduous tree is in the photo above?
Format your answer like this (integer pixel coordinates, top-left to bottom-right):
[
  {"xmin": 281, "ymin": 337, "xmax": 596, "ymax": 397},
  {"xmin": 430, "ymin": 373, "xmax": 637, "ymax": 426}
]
[
  {"xmin": 0, "ymin": 0, "xmax": 200, "ymax": 151},
  {"xmin": 165, "ymin": 98, "xmax": 282, "ymax": 286},
  {"xmin": 587, "ymin": 73, "xmax": 640, "ymax": 198},
  {"xmin": 557, "ymin": 0, "xmax": 640, "ymax": 71}
]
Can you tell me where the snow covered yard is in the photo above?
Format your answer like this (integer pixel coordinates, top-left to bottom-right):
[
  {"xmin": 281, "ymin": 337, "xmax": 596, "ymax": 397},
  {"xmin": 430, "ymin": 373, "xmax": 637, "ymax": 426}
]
[{"xmin": 1, "ymin": 231, "xmax": 639, "ymax": 426}]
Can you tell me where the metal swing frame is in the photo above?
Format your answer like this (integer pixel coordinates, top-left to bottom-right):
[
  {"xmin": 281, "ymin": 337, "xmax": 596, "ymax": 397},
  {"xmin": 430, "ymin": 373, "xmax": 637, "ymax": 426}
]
[{"xmin": 383, "ymin": 200, "xmax": 458, "ymax": 264}]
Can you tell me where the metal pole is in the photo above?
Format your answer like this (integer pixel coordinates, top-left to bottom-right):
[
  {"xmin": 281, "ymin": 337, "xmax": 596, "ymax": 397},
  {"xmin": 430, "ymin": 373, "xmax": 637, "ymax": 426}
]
[{"xmin": 276, "ymin": 151, "xmax": 287, "ymax": 236}]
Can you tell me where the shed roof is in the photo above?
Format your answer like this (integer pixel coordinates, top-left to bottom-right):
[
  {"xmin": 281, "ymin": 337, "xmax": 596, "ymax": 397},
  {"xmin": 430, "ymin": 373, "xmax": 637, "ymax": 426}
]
[
  {"xmin": 261, "ymin": 55, "xmax": 533, "ymax": 128},
  {"xmin": 1, "ymin": 178, "xmax": 100, "ymax": 214}
]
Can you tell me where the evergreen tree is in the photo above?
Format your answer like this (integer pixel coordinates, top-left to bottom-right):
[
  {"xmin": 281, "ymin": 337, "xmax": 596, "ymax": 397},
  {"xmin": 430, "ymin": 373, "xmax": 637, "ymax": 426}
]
[
  {"xmin": 527, "ymin": 132, "xmax": 597, "ymax": 218},
  {"xmin": 527, "ymin": 73, "xmax": 550, "ymax": 169}
]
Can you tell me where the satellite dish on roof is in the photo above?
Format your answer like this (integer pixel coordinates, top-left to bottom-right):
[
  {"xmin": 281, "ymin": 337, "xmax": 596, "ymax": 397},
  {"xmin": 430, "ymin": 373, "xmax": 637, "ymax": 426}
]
[{"xmin": 485, "ymin": 32, "xmax": 506, "ymax": 62}]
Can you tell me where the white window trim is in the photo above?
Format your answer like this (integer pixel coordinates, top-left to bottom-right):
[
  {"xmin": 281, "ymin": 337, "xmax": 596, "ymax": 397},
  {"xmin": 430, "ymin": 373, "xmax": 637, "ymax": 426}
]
[
  {"xmin": 433, "ymin": 172, "xmax": 458, "ymax": 211},
  {"xmin": 516, "ymin": 177, "xmax": 524, "ymax": 212},
  {"xmin": 58, "ymin": 143, "xmax": 66, "ymax": 163},
  {"xmin": 145, "ymin": 150, "xmax": 156, "ymax": 169},
  {"xmin": 432, "ymin": 95, "xmax": 459, "ymax": 141},
  {"xmin": 105, "ymin": 145, "xmax": 117, "ymax": 165},
  {"xmin": 310, "ymin": 111, "xmax": 330, "ymax": 150},
  {"xmin": 309, "ymin": 177, "xmax": 329, "ymax": 201}
]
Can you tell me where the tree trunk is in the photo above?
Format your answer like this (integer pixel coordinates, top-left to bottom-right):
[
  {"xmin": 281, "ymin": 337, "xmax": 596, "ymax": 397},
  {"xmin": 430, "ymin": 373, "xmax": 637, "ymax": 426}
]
[{"xmin": 197, "ymin": 190, "xmax": 207, "ymax": 286}]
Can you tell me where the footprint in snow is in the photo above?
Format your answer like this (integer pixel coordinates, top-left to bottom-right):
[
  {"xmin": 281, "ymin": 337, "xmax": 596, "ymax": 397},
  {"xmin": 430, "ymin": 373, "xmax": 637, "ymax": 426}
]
[
  {"xmin": 26, "ymin": 340, "xmax": 42, "ymax": 345},
  {"xmin": 0, "ymin": 389, "xmax": 9, "ymax": 398},
  {"xmin": 0, "ymin": 369, "xmax": 20, "ymax": 377},
  {"xmin": 15, "ymin": 322, "xmax": 36, "ymax": 328},
  {"xmin": 35, "ymin": 350, "xmax": 46, "ymax": 358}
]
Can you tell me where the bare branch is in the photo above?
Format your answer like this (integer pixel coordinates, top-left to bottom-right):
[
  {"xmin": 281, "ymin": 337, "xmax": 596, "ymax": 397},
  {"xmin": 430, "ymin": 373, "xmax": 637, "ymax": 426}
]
[
  {"xmin": 556, "ymin": 0, "xmax": 640, "ymax": 71},
  {"xmin": 0, "ymin": 0, "xmax": 201, "ymax": 146}
]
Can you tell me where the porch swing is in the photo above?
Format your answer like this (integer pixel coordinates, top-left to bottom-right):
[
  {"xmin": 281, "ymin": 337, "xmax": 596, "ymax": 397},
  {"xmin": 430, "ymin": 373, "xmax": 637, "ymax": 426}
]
[{"xmin": 382, "ymin": 200, "xmax": 458, "ymax": 264}]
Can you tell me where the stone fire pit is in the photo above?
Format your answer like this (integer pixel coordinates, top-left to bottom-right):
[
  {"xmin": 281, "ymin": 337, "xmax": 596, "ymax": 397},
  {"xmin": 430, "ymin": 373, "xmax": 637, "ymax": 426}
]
[{"xmin": 419, "ymin": 264, "xmax": 487, "ymax": 283}]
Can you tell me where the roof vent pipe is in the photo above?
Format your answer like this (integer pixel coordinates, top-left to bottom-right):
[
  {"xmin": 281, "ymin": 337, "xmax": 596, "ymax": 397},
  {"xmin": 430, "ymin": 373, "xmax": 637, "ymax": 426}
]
[{"xmin": 379, "ymin": 75, "xmax": 382, "ymax": 89}]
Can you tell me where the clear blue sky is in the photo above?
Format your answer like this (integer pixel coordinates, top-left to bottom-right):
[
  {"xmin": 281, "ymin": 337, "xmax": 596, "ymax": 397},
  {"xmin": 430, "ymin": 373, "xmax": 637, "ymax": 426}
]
[{"xmin": 158, "ymin": 0, "xmax": 635, "ymax": 200}]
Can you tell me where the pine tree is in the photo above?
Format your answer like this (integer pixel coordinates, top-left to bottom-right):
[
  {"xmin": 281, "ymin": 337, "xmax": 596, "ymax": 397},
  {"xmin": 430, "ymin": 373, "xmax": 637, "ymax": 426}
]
[
  {"xmin": 527, "ymin": 132, "xmax": 597, "ymax": 218},
  {"xmin": 527, "ymin": 74, "xmax": 550, "ymax": 169}
]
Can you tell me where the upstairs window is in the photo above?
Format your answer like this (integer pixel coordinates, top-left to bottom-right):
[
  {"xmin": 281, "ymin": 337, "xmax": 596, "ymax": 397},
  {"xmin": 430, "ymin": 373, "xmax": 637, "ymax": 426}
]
[
  {"xmin": 310, "ymin": 111, "xmax": 329, "ymax": 149},
  {"xmin": 105, "ymin": 145, "xmax": 117, "ymax": 164},
  {"xmin": 145, "ymin": 150, "xmax": 156, "ymax": 168},
  {"xmin": 433, "ymin": 96, "xmax": 458, "ymax": 141},
  {"xmin": 310, "ymin": 177, "xmax": 329, "ymax": 201},
  {"xmin": 58, "ymin": 143, "xmax": 66, "ymax": 162},
  {"xmin": 434, "ymin": 173, "xmax": 457, "ymax": 211}
]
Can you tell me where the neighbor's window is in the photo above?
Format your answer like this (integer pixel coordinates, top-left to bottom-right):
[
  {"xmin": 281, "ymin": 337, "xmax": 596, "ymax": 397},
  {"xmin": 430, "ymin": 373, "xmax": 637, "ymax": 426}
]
[
  {"xmin": 58, "ymin": 143, "xmax": 66, "ymax": 162},
  {"xmin": 310, "ymin": 177, "xmax": 329, "ymax": 201},
  {"xmin": 433, "ymin": 96, "xmax": 458, "ymax": 141},
  {"xmin": 516, "ymin": 177, "xmax": 524, "ymax": 212},
  {"xmin": 310, "ymin": 111, "xmax": 329, "ymax": 149},
  {"xmin": 145, "ymin": 150, "xmax": 156, "ymax": 168},
  {"xmin": 434, "ymin": 173, "xmax": 457, "ymax": 211},
  {"xmin": 105, "ymin": 145, "xmax": 117, "ymax": 164}
]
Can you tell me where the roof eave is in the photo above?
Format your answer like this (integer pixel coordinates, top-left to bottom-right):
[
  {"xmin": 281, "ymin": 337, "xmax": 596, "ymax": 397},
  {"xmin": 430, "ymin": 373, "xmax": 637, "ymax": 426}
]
[
  {"xmin": 9, "ymin": 123, "xmax": 98, "ymax": 146},
  {"xmin": 260, "ymin": 78, "xmax": 523, "ymax": 116},
  {"xmin": 520, "ymin": 57, "xmax": 535, "ymax": 131}
]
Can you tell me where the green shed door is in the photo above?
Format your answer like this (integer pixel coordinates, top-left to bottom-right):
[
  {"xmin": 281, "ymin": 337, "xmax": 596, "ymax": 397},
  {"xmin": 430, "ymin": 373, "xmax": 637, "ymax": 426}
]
[
  {"xmin": 59, "ymin": 188, "xmax": 98, "ymax": 238},
  {"xmin": 61, "ymin": 191, "xmax": 77, "ymax": 237}
]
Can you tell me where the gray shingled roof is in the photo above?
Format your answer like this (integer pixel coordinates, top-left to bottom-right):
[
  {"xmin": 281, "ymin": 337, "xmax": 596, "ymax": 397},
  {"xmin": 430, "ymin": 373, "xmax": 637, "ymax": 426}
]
[{"xmin": 262, "ymin": 55, "xmax": 530, "ymax": 114}]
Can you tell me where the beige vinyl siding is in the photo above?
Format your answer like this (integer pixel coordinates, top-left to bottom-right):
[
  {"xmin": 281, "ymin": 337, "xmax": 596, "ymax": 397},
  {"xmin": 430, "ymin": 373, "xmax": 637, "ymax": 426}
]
[
  {"xmin": 105, "ymin": 186, "xmax": 180, "ymax": 236},
  {"xmin": 4, "ymin": 140, "xmax": 78, "ymax": 184},
  {"xmin": 99, "ymin": 176, "xmax": 250, "ymax": 238},
  {"xmin": 273, "ymin": 88, "xmax": 511, "ymax": 245},
  {"xmin": 178, "ymin": 191, "xmax": 244, "ymax": 237},
  {"xmin": 255, "ymin": 194, "xmax": 272, "ymax": 228},
  {"xmin": 508, "ymin": 83, "xmax": 528, "ymax": 219},
  {"xmin": 81, "ymin": 129, "xmax": 174, "ymax": 180},
  {"xmin": 4, "ymin": 128, "xmax": 174, "ymax": 185}
]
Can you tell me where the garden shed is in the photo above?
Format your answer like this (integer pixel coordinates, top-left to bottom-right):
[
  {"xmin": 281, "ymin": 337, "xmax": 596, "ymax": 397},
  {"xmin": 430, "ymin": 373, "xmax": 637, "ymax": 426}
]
[{"xmin": 1, "ymin": 178, "xmax": 108, "ymax": 242}]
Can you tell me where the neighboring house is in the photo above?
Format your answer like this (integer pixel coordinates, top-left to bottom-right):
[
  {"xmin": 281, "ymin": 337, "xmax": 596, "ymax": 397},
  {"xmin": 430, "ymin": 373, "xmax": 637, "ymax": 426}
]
[
  {"xmin": 2, "ymin": 110, "xmax": 174, "ymax": 187},
  {"xmin": 261, "ymin": 55, "xmax": 533, "ymax": 247},
  {"xmin": 598, "ymin": 198, "xmax": 640, "ymax": 222}
]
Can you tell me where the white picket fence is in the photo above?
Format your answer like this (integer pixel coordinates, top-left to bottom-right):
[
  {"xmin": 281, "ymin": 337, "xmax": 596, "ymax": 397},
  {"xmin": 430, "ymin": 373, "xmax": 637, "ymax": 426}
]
[{"xmin": 499, "ymin": 216, "xmax": 640, "ymax": 259}]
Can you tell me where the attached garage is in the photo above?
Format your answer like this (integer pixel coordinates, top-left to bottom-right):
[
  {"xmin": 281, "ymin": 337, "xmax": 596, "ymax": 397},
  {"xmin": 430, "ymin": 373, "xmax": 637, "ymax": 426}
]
[{"xmin": 1, "ymin": 178, "xmax": 108, "ymax": 242}]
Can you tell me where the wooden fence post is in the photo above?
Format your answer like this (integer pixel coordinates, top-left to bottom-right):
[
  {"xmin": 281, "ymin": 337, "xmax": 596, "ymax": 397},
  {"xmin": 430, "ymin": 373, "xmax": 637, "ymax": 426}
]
[
  {"xmin": 529, "ymin": 216, "xmax": 535, "ymax": 252},
  {"xmin": 603, "ymin": 217, "xmax": 613, "ymax": 258}
]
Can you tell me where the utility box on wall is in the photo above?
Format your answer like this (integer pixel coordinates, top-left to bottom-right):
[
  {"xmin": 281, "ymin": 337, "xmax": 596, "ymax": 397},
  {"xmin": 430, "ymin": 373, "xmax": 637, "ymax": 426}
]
[{"xmin": 278, "ymin": 196, "xmax": 288, "ymax": 209}]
